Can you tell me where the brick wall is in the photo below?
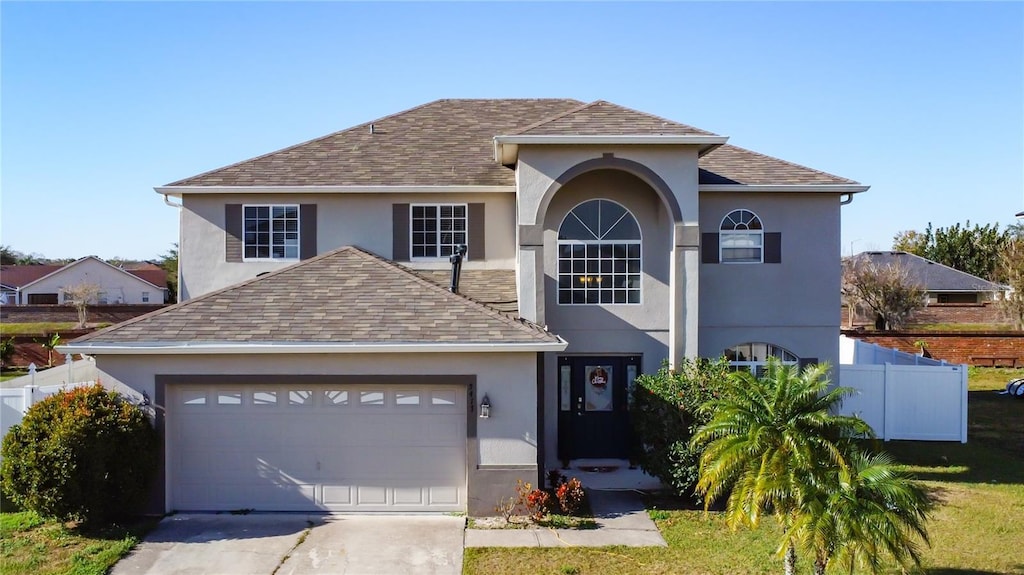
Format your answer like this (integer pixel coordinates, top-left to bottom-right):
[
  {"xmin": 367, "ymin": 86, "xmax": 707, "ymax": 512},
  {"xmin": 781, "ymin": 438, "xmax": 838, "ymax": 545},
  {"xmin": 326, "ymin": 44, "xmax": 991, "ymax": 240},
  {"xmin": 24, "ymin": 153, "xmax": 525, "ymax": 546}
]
[
  {"xmin": 0, "ymin": 304, "xmax": 165, "ymax": 324},
  {"xmin": 842, "ymin": 302, "xmax": 1007, "ymax": 328},
  {"xmin": 842, "ymin": 330, "xmax": 1024, "ymax": 366},
  {"xmin": 3, "ymin": 332, "xmax": 92, "ymax": 369}
]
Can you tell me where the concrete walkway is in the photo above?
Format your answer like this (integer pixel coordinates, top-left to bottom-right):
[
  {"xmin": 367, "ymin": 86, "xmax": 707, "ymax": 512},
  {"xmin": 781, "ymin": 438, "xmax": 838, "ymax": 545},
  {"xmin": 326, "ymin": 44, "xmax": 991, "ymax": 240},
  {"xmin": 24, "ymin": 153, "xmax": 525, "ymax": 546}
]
[
  {"xmin": 111, "ymin": 514, "xmax": 465, "ymax": 575},
  {"xmin": 464, "ymin": 489, "xmax": 666, "ymax": 548}
]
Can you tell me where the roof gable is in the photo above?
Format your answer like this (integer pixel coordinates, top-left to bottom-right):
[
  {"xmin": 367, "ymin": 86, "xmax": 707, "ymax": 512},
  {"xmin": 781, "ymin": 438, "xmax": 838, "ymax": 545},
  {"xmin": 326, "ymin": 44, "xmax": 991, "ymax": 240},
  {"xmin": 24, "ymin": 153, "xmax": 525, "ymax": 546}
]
[
  {"xmin": 853, "ymin": 251, "xmax": 1005, "ymax": 292},
  {"xmin": 70, "ymin": 247, "xmax": 561, "ymax": 347},
  {"xmin": 17, "ymin": 256, "xmax": 167, "ymax": 292}
]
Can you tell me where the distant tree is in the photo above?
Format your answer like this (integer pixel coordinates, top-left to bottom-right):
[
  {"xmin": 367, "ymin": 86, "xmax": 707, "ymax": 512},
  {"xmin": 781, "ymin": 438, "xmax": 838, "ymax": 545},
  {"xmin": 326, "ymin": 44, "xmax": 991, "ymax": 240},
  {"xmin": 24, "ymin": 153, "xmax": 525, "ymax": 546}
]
[
  {"xmin": 891, "ymin": 230, "xmax": 928, "ymax": 257},
  {"xmin": 842, "ymin": 257, "xmax": 925, "ymax": 330},
  {"xmin": 34, "ymin": 333, "xmax": 61, "ymax": 368},
  {"xmin": 0, "ymin": 246, "xmax": 45, "ymax": 266},
  {"xmin": 896, "ymin": 222, "xmax": 1009, "ymax": 281},
  {"xmin": 158, "ymin": 243, "xmax": 179, "ymax": 303},
  {"xmin": 62, "ymin": 282, "xmax": 102, "ymax": 329},
  {"xmin": 996, "ymin": 227, "xmax": 1024, "ymax": 330}
]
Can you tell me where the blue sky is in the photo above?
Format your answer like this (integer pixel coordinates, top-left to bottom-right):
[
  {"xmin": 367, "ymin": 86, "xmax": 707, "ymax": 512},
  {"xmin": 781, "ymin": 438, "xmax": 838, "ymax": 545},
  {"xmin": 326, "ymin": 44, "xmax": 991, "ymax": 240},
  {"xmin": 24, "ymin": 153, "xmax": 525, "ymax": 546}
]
[{"xmin": 2, "ymin": 1, "xmax": 1022, "ymax": 260}]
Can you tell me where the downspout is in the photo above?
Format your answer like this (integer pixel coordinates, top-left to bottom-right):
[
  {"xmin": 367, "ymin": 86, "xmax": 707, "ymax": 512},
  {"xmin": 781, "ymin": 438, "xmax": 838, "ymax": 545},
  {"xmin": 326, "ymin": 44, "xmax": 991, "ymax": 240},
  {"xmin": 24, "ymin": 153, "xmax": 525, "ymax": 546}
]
[
  {"xmin": 840, "ymin": 193, "xmax": 854, "ymax": 205},
  {"xmin": 163, "ymin": 194, "xmax": 182, "ymax": 208},
  {"xmin": 448, "ymin": 244, "xmax": 468, "ymax": 293}
]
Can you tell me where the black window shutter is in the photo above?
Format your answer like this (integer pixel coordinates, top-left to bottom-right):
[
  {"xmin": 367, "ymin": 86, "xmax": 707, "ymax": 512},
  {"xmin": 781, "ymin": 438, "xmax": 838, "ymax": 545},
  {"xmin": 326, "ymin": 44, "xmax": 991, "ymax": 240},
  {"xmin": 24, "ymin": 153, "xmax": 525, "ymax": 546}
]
[
  {"xmin": 701, "ymin": 233, "xmax": 719, "ymax": 264},
  {"xmin": 300, "ymin": 204, "xmax": 317, "ymax": 260},
  {"xmin": 393, "ymin": 204, "xmax": 410, "ymax": 261},
  {"xmin": 765, "ymin": 232, "xmax": 782, "ymax": 264},
  {"xmin": 225, "ymin": 204, "xmax": 243, "ymax": 262},
  {"xmin": 468, "ymin": 203, "xmax": 485, "ymax": 260}
]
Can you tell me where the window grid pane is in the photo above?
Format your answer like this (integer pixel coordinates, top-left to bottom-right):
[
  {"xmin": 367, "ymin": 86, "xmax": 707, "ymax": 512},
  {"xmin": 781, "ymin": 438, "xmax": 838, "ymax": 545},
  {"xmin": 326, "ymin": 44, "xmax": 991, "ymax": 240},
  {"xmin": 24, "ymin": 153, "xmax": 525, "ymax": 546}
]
[
  {"xmin": 557, "ymin": 240, "xmax": 641, "ymax": 305},
  {"xmin": 244, "ymin": 204, "xmax": 299, "ymax": 260},
  {"xmin": 411, "ymin": 204, "xmax": 467, "ymax": 259}
]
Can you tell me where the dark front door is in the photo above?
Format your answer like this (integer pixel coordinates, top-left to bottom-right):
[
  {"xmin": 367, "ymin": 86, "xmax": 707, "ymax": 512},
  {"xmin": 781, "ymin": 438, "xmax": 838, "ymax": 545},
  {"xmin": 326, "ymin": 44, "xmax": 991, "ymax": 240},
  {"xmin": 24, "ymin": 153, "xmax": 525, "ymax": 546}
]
[{"xmin": 557, "ymin": 355, "xmax": 640, "ymax": 461}]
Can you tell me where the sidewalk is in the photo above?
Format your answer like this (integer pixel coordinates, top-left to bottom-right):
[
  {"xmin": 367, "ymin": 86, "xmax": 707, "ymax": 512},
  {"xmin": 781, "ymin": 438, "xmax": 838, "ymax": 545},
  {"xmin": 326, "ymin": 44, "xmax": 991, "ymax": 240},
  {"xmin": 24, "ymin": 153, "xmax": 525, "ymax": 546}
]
[{"xmin": 463, "ymin": 489, "xmax": 666, "ymax": 548}]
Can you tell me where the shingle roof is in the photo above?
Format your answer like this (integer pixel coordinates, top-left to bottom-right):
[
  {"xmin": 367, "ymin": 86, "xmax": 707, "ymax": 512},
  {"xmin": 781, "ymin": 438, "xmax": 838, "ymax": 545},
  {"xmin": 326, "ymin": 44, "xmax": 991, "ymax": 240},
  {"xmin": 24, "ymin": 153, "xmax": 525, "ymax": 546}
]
[
  {"xmin": 0, "ymin": 265, "xmax": 65, "ymax": 288},
  {"xmin": 511, "ymin": 100, "xmax": 715, "ymax": 136},
  {"xmin": 699, "ymin": 144, "xmax": 858, "ymax": 185},
  {"xmin": 165, "ymin": 98, "xmax": 859, "ymax": 188},
  {"xmin": 412, "ymin": 270, "xmax": 518, "ymax": 314},
  {"xmin": 853, "ymin": 251, "xmax": 1005, "ymax": 292},
  {"xmin": 70, "ymin": 247, "xmax": 557, "ymax": 345},
  {"xmin": 168, "ymin": 99, "xmax": 581, "ymax": 187}
]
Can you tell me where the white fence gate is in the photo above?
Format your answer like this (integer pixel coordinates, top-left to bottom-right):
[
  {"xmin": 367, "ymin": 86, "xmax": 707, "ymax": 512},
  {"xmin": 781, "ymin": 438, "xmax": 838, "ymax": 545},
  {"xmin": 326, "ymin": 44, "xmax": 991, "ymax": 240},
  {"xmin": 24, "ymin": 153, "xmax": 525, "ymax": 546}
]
[
  {"xmin": 838, "ymin": 364, "xmax": 968, "ymax": 442},
  {"xmin": 1, "ymin": 382, "xmax": 94, "ymax": 452}
]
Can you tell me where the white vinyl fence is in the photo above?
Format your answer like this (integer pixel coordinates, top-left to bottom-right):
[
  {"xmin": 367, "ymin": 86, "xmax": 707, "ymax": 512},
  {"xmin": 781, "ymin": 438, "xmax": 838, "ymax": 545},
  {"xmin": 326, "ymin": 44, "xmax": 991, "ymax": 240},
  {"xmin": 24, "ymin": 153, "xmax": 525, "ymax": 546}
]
[
  {"xmin": 838, "ymin": 363, "xmax": 968, "ymax": 443},
  {"xmin": 840, "ymin": 335, "xmax": 951, "ymax": 367}
]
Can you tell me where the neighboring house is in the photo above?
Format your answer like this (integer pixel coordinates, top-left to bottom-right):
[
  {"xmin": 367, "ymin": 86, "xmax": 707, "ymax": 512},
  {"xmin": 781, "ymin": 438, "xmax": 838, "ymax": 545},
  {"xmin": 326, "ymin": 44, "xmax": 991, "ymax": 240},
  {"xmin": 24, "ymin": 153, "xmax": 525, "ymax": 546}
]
[
  {"xmin": 1, "ymin": 257, "xmax": 168, "ymax": 305},
  {"xmin": 852, "ymin": 251, "xmax": 1005, "ymax": 304},
  {"xmin": 61, "ymin": 99, "xmax": 868, "ymax": 515}
]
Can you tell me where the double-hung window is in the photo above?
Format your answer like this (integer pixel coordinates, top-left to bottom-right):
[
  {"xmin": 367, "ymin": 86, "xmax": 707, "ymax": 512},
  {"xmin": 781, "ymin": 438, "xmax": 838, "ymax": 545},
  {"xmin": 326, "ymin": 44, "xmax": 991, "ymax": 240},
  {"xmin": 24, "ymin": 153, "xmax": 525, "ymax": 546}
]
[
  {"xmin": 720, "ymin": 209, "xmax": 763, "ymax": 263},
  {"xmin": 411, "ymin": 204, "xmax": 467, "ymax": 259},
  {"xmin": 243, "ymin": 205, "xmax": 299, "ymax": 260}
]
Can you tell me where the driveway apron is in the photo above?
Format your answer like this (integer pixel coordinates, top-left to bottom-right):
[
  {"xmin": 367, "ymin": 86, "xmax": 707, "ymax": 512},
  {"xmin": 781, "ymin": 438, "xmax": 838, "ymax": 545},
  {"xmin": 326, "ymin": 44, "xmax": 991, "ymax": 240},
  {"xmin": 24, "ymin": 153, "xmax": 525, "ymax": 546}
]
[{"xmin": 111, "ymin": 514, "xmax": 465, "ymax": 575}]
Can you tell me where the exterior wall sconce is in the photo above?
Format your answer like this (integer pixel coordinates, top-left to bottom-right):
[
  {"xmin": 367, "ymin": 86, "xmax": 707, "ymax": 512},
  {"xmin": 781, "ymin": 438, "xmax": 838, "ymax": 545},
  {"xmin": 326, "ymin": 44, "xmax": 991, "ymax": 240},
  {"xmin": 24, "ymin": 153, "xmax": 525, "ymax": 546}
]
[{"xmin": 479, "ymin": 395, "xmax": 491, "ymax": 418}]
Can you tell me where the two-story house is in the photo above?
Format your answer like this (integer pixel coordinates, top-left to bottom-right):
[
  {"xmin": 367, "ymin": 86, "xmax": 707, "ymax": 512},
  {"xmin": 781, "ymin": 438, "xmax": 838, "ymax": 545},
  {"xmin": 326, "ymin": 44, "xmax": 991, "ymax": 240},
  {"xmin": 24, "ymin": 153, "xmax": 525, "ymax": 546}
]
[{"xmin": 62, "ymin": 99, "xmax": 868, "ymax": 515}]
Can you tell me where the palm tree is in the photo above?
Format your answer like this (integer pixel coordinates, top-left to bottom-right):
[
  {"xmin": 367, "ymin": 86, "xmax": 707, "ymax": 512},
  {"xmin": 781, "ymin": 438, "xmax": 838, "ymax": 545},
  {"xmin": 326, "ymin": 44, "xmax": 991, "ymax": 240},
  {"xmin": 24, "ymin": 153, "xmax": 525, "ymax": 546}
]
[
  {"xmin": 691, "ymin": 359, "xmax": 873, "ymax": 575},
  {"xmin": 792, "ymin": 448, "xmax": 931, "ymax": 575}
]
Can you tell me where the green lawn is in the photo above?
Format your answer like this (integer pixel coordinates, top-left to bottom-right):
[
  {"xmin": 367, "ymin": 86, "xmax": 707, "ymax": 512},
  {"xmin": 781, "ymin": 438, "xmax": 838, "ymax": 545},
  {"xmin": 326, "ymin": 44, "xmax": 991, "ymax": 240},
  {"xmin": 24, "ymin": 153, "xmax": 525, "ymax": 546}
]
[
  {"xmin": 465, "ymin": 368, "xmax": 1024, "ymax": 575},
  {"xmin": 0, "ymin": 512, "xmax": 157, "ymax": 575}
]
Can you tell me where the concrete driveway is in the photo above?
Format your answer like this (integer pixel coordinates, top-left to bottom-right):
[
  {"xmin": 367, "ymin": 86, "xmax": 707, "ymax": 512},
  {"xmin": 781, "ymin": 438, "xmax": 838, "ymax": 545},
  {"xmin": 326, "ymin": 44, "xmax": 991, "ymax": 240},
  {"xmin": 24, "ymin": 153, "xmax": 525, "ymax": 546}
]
[{"xmin": 111, "ymin": 514, "xmax": 465, "ymax": 575}]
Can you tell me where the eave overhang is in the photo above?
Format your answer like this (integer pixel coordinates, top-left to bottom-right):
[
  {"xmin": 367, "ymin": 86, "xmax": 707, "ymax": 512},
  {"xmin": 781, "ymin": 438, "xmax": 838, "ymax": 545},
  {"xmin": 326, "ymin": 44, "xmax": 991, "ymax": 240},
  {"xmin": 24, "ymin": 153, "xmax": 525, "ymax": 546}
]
[
  {"xmin": 698, "ymin": 184, "xmax": 870, "ymax": 193},
  {"xmin": 493, "ymin": 134, "xmax": 729, "ymax": 165},
  {"xmin": 156, "ymin": 185, "xmax": 516, "ymax": 198},
  {"xmin": 58, "ymin": 339, "xmax": 569, "ymax": 356}
]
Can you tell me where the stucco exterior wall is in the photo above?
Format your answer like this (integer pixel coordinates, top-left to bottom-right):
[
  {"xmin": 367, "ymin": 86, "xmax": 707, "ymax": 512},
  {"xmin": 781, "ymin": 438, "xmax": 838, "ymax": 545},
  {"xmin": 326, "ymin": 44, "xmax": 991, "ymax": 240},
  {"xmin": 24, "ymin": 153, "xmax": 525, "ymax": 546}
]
[
  {"xmin": 21, "ymin": 258, "xmax": 165, "ymax": 305},
  {"xmin": 698, "ymin": 192, "xmax": 842, "ymax": 367},
  {"xmin": 179, "ymin": 192, "xmax": 517, "ymax": 300}
]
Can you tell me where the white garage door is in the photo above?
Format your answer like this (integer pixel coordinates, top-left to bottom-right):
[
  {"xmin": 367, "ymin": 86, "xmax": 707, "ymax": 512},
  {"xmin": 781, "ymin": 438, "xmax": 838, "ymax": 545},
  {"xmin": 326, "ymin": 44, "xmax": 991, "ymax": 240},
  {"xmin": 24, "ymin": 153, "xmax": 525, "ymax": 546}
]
[{"xmin": 170, "ymin": 383, "xmax": 467, "ymax": 512}]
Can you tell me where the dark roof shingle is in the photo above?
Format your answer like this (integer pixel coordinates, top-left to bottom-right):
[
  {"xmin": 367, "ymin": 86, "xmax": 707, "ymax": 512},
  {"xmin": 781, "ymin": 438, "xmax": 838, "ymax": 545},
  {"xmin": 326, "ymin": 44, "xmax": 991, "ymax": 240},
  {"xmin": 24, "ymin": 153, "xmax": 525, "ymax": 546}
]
[
  {"xmin": 71, "ymin": 247, "xmax": 556, "ymax": 345},
  {"xmin": 166, "ymin": 99, "xmax": 860, "ymax": 188},
  {"xmin": 852, "ymin": 251, "xmax": 1005, "ymax": 292}
]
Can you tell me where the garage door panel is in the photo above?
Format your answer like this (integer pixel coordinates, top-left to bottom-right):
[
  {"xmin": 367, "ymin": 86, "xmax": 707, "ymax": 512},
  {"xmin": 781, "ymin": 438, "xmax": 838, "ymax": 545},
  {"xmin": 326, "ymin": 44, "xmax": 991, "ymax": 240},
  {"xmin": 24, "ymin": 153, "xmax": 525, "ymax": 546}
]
[{"xmin": 171, "ymin": 383, "xmax": 467, "ymax": 512}]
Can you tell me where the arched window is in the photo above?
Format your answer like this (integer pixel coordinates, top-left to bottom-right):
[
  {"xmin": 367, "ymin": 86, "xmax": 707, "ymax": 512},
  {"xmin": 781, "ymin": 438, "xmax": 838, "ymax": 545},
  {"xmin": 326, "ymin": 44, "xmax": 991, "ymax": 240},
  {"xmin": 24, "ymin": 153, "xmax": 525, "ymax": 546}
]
[
  {"xmin": 724, "ymin": 342, "xmax": 799, "ymax": 374},
  {"xmin": 557, "ymin": 199, "xmax": 641, "ymax": 305},
  {"xmin": 720, "ymin": 209, "xmax": 763, "ymax": 263}
]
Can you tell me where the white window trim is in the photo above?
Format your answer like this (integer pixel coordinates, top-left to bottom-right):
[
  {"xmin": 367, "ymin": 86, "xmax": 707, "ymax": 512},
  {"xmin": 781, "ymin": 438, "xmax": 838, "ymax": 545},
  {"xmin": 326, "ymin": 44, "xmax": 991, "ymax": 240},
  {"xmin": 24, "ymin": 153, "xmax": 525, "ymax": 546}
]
[
  {"xmin": 556, "ymin": 198, "xmax": 643, "ymax": 306},
  {"xmin": 241, "ymin": 204, "xmax": 301, "ymax": 262},
  {"xmin": 409, "ymin": 203, "xmax": 469, "ymax": 261},
  {"xmin": 719, "ymin": 209, "xmax": 764, "ymax": 264}
]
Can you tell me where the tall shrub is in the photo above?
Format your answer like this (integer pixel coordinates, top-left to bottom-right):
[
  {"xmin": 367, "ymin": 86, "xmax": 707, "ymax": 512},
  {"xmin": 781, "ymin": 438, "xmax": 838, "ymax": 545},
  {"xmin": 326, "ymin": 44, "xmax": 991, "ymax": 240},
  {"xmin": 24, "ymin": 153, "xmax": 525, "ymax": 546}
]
[
  {"xmin": 1, "ymin": 384, "xmax": 158, "ymax": 524},
  {"xmin": 630, "ymin": 357, "xmax": 730, "ymax": 498}
]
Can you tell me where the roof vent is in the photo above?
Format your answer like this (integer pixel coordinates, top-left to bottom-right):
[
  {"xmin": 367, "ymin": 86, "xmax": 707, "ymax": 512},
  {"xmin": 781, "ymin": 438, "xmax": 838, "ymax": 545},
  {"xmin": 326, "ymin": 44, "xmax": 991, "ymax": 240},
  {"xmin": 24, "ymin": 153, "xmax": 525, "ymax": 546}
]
[
  {"xmin": 369, "ymin": 123, "xmax": 375, "ymax": 134},
  {"xmin": 448, "ymin": 244, "xmax": 468, "ymax": 294}
]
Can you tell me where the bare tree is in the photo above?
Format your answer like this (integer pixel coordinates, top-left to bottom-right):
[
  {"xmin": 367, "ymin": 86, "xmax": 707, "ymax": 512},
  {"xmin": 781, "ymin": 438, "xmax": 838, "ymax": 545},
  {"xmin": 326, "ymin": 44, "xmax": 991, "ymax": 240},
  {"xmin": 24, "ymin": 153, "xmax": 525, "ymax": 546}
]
[
  {"xmin": 62, "ymin": 282, "xmax": 101, "ymax": 329},
  {"xmin": 996, "ymin": 236, "xmax": 1024, "ymax": 330},
  {"xmin": 842, "ymin": 258, "xmax": 925, "ymax": 331}
]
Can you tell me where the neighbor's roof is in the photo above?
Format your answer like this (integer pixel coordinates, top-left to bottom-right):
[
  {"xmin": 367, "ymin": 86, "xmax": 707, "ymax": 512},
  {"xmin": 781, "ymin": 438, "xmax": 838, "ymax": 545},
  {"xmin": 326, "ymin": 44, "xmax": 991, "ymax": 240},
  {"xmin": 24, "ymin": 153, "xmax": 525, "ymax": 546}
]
[
  {"xmin": 165, "ymin": 99, "xmax": 858, "ymax": 188},
  {"xmin": 0, "ymin": 261, "xmax": 166, "ymax": 290},
  {"xmin": 66, "ymin": 247, "xmax": 561, "ymax": 350},
  {"xmin": 852, "ymin": 251, "xmax": 1005, "ymax": 292}
]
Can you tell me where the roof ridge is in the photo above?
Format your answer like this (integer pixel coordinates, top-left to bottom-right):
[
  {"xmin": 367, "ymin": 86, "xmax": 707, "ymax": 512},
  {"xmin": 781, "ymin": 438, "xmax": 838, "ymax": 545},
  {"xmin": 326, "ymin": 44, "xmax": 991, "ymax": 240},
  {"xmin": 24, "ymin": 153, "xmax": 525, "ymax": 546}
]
[
  {"xmin": 714, "ymin": 143, "xmax": 859, "ymax": 185},
  {"xmin": 164, "ymin": 100, "xmax": 447, "ymax": 187},
  {"xmin": 589, "ymin": 100, "xmax": 718, "ymax": 136},
  {"xmin": 71, "ymin": 247, "xmax": 361, "ymax": 343},
  {"xmin": 507, "ymin": 100, "xmax": 599, "ymax": 135},
  {"xmin": 348, "ymin": 248, "xmax": 558, "ymax": 340}
]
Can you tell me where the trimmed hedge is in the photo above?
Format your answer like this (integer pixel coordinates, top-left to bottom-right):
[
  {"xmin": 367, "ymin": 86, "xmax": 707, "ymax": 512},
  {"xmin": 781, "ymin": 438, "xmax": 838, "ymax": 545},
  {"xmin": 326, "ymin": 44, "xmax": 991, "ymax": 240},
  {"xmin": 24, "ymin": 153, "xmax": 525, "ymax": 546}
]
[{"xmin": 1, "ymin": 384, "xmax": 158, "ymax": 524}]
